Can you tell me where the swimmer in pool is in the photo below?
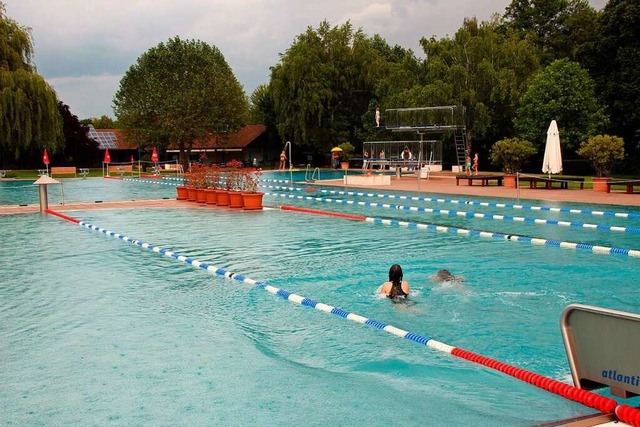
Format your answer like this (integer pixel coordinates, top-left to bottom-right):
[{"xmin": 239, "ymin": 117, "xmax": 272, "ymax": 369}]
[
  {"xmin": 380, "ymin": 264, "xmax": 410, "ymax": 300},
  {"xmin": 430, "ymin": 269, "xmax": 464, "ymax": 285}
]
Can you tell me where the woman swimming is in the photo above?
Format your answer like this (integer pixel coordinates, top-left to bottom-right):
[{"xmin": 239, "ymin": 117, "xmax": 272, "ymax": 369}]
[{"xmin": 380, "ymin": 264, "xmax": 410, "ymax": 300}]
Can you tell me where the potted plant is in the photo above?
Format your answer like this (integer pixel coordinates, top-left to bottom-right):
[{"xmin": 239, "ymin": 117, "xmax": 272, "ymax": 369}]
[
  {"xmin": 224, "ymin": 159, "xmax": 244, "ymax": 208},
  {"xmin": 184, "ymin": 165, "xmax": 205, "ymax": 202},
  {"xmin": 338, "ymin": 142, "xmax": 355, "ymax": 170},
  {"xmin": 176, "ymin": 178, "xmax": 188, "ymax": 200},
  {"xmin": 241, "ymin": 167, "xmax": 264, "ymax": 210},
  {"xmin": 204, "ymin": 165, "xmax": 220, "ymax": 205},
  {"xmin": 577, "ymin": 135, "xmax": 625, "ymax": 192},
  {"xmin": 191, "ymin": 165, "xmax": 208, "ymax": 203},
  {"xmin": 489, "ymin": 138, "xmax": 536, "ymax": 188}
]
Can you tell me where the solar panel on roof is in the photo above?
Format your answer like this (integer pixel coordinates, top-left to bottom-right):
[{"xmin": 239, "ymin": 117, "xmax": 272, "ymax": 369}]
[{"xmin": 87, "ymin": 125, "xmax": 118, "ymax": 150}]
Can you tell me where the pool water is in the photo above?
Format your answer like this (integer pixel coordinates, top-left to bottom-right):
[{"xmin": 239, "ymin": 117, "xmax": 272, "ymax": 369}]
[{"xmin": 1, "ymin": 174, "xmax": 639, "ymax": 426}]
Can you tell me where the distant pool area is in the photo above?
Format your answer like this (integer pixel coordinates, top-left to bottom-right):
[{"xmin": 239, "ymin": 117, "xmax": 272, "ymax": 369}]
[{"xmin": 1, "ymin": 173, "xmax": 639, "ymax": 425}]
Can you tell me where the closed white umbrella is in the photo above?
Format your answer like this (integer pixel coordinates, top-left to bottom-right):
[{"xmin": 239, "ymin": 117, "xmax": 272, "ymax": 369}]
[{"xmin": 542, "ymin": 120, "xmax": 562, "ymax": 177}]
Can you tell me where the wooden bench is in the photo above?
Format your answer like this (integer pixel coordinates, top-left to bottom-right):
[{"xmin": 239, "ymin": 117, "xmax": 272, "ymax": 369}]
[
  {"xmin": 107, "ymin": 164, "xmax": 133, "ymax": 176},
  {"xmin": 51, "ymin": 166, "xmax": 77, "ymax": 177},
  {"xmin": 456, "ymin": 174, "xmax": 504, "ymax": 186},
  {"xmin": 606, "ymin": 179, "xmax": 640, "ymax": 194},
  {"xmin": 517, "ymin": 176, "xmax": 584, "ymax": 189},
  {"xmin": 163, "ymin": 163, "xmax": 183, "ymax": 173}
]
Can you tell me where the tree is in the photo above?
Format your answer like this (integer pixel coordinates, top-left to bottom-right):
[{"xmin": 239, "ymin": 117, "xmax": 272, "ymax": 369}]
[
  {"xmin": 270, "ymin": 21, "xmax": 381, "ymax": 155},
  {"xmin": 248, "ymin": 84, "xmax": 279, "ymax": 146},
  {"xmin": 581, "ymin": 0, "xmax": 640, "ymax": 172},
  {"xmin": 514, "ymin": 59, "xmax": 608, "ymax": 153},
  {"xmin": 82, "ymin": 115, "xmax": 116, "ymax": 129},
  {"xmin": 358, "ymin": 35, "xmax": 421, "ymax": 142},
  {"xmin": 417, "ymin": 17, "xmax": 541, "ymax": 154},
  {"xmin": 57, "ymin": 102, "xmax": 99, "ymax": 166},
  {"xmin": 502, "ymin": 0, "xmax": 598, "ymax": 63},
  {"xmin": 113, "ymin": 36, "xmax": 247, "ymax": 168},
  {"xmin": 0, "ymin": 2, "xmax": 62, "ymax": 168}
]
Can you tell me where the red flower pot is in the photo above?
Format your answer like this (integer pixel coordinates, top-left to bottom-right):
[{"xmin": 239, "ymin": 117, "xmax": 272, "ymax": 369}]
[
  {"xmin": 592, "ymin": 177, "xmax": 610, "ymax": 192},
  {"xmin": 196, "ymin": 188, "xmax": 207, "ymax": 203},
  {"xmin": 228, "ymin": 191, "xmax": 244, "ymax": 208},
  {"xmin": 216, "ymin": 189, "xmax": 230, "ymax": 206},
  {"xmin": 242, "ymin": 192, "xmax": 264, "ymax": 210},
  {"xmin": 205, "ymin": 189, "xmax": 217, "ymax": 205},
  {"xmin": 187, "ymin": 187, "xmax": 197, "ymax": 202},
  {"xmin": 176, "ymin": 186, "xmax": 188, "ymax": 200}
]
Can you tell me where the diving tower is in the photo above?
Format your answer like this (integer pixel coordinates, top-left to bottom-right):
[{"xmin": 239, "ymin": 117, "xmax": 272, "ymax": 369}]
[{"xmin": 382, "ymin": 106, "xmax": 469, "ymax": 170}]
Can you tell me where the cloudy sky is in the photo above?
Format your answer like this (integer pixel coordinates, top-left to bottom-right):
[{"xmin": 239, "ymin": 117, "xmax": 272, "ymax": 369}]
[{"xmin": 6, "ymin": 0, "xmax": 607, "ymax": 119}]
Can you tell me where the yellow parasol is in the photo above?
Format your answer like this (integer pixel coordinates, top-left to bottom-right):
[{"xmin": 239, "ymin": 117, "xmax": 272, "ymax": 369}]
[{"xmin": 330, "ymin": 147, "xmax": 343, "ymax": 152}]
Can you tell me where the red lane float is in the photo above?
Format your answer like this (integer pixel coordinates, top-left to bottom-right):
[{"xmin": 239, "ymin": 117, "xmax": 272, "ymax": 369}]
[
  {"xmin": 44, "ymin": 209, "xmax": 80, "ymax": 224},
  {"xmin": 280, "ymin": 205, "xmax": 366, "ymax": 221},
  {"xmin": 451, "ymin": 348, "xmax": 640, "ymax": 425}
]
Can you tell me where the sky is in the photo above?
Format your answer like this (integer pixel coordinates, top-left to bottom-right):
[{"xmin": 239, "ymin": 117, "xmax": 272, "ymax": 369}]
[{"xmin": 6, "ymin": 0, "xmax": 608, "ymax": 120}]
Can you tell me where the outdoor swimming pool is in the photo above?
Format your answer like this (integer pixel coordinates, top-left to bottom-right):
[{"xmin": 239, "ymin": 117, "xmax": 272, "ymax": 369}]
[{"xmin": 1, "ymin": 174, "xmax": 639, "ymax": 425}]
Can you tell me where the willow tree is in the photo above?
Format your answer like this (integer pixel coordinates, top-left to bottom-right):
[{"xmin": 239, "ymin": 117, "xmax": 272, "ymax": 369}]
[
  {"xmin": 270, "ymin": 20, "xmax": 382, "ymax": 153},
  {"xmin": 113, "ymin": 36, "xmax": 247, "ymax": 168},
  {"xmin": 0, "ymin": 2, "xmax": 62, "ymax": 167}
]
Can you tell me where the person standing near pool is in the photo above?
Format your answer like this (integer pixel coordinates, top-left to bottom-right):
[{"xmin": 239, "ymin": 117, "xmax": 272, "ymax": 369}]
[
  {"xmin": 279, "ymin": 151, "xmax": 287, "ymax": 170},
  {"xmin": 379, "ymin": 264, "xmax": 410, "ymax": 300},
  {"xmin": 472, "ymin": 152, "xmax": 479, "ymax": 175}
]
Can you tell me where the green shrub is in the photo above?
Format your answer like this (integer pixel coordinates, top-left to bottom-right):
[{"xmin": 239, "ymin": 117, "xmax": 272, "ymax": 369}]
[
  {"xmin": 337, "ymin": 142, "xmax": 356, "ymax": 160},
  {"xmin": 489, "ymin": 138, "xmax": 537, "ymax": 174},
  {"xmin": 577, "ymin": 134, "xmax": 624, "ymax": 177}
]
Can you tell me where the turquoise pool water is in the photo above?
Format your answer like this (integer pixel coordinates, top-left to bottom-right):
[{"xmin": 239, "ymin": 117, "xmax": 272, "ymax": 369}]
[{"xmin": 1, "ymin": 174, "xmax": 639, "ymax": 425}]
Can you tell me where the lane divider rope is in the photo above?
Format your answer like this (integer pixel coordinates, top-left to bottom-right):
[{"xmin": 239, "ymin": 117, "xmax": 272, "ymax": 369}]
[
  {"xmin": 43, "ymin": 208, "xmax": 640, "ymax": 426},
  {"xmin": 265, "ymin": 186, "xmax": 639, "ymax": 234},
  {"xmin": 267, "ymin": 184, "xmax": 640, "ymax": 219},
  {"xmin": 274, "ymin": 200, "xmax": 640, "ymax": 258}
]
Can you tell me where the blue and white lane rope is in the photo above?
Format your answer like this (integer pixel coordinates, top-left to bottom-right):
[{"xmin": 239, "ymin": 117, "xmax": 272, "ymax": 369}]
[
  {"xmin": 76, "ymin": 219, "xmax": 445, "ymax": 350},
  {"xmin": 124, "ymin": 177, "xmax": 292, "ymax": 186},
  {"xmin": 264, "ymin": 187, "xmax": 640, "ymax": 234},
  {"xmin": 123, "ymin": 177, "xmax": 178, "ymax": 186},
  {"xmin": 265, "ymin": 184, "xmax": 640, "ymax": 219},
  {"xmin": 269, "ymin": 195, "xmax": 640, "ymax": 257}
]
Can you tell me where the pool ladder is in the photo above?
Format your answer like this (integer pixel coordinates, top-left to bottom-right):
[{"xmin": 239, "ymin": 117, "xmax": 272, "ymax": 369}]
[{"xmin": 305, "ymin": 164, "xmax": 320, "ymax": 182}]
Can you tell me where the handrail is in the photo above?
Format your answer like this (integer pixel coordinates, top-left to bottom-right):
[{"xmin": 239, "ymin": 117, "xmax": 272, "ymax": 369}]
[
  {"xmin": 304, "ymin": 164, "xmax": 311, "ymax": 182},
  {"xmin": 304, "ymin": 164, "xmax": 320, "ymax": 182}
]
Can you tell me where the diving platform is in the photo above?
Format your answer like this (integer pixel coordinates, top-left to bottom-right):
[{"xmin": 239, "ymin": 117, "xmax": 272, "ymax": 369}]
[{"xmin": 373, "ymin": 105, "xmax": 470, "ymax": 171}]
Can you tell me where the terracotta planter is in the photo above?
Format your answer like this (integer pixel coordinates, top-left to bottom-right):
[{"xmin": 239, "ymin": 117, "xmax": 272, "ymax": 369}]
[
  {"xmin": 204, "ymin": 188, "xmax": 217, "ymax": 205},
  {"xmin": 187, "ymin": 187, "xmax": 197, "ymax": 202},
  {"xmin": 242, "ymin": 192, "xmax": 264, "ymax": 210},
  {"xmin": 196, "ymin": 188, "xmax": 207, "ymax": 203},
  {"xmin": 341, "ymin": 161, "xmax": 350, "ymax": 170},
  {"xmin": 215, "ymin": 189, "xmax": 230, "ymax": 206},
  {"xmin": 176, "ymin": 186, "xmax": 188, "ymax": 200},
  {"xmin": 228, "ymin": 191, "xmax": 244, "ymax": 209},
  {"xmin": 592, "ymin": 177, "xmax": 610, "ymax": 192},
  {"xmin": 503, "ymin": 174, "xmax": 517, "ymax": 188}
]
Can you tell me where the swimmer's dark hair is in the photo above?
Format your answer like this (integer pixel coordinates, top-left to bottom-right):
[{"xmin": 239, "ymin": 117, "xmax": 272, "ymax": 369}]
[{"xmin": 388, "ymin": 264, "xmax": 407, "ymax": 299}]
